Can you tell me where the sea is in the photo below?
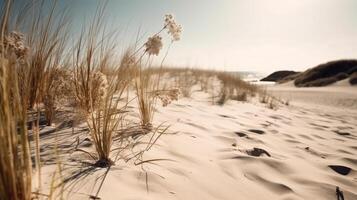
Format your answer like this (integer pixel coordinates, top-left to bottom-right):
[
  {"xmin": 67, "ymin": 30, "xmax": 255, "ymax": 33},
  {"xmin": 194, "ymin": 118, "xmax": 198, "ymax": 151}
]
[{"xmin": 230, "ymin": 71, "xmax": 276, "ymax": 86}]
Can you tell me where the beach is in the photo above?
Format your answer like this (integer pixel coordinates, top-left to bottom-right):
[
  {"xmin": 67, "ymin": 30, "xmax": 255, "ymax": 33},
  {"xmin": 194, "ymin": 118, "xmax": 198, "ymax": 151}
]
[
  {"xmin": 2, "ymin": 1, "xmax": 357, "ymax": 199},
  {"xmin": 38, "ymin": 81, "xmax": 357, "ymax": 200}
]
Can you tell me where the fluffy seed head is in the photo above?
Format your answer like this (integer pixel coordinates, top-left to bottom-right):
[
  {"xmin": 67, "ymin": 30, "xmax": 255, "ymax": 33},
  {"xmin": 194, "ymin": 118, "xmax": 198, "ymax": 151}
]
[
  {"xmin": 145, "ymin": 35, "xmax": 163, "ymax": 56},
  {"xmin": 164, "ymin": 14, "xmax": 182, "ymax": 41},
  {"xmin": 3, "ymin": 31, "xmax": 29, "ymax": 59},
  {"xmin": 92, "ymin": 71, "xmax": 109, "ymax": 100}
]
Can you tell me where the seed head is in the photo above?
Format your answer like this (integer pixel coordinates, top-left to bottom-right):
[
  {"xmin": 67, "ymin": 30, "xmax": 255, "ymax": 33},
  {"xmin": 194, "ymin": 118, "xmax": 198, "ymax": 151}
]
[
  {"xmin": 145, "ymin": 35, "xmax": 163, "ymax": 56},
  {"xmin": 164, "ymin": 14, "xmax": 182, "ymax": 41},
  {"xmin": 3, "ymin": 31, "xmax": 29, "ymax": 59},
  {"xmin": 92, "ymin": 71, "xmax": 109, "ymax": 100}
]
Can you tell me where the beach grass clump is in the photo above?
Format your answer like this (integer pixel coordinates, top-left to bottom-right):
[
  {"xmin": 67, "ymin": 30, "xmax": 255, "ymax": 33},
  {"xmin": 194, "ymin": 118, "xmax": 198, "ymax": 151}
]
[
  {"xmin": 0, "ymin": 0, "xmax": 71, "ymax": 198},
  {"xmin": 267, "ymin": 96, "xmax": 278, "ymax": 110},
  {"xmin": 233, "ymin": 90, "xmax": 248, "ymax": 102},
  {"xmin": 217, "ymin": 89, "xmax": 228, "ymax": 105},
  {"xmin": 258, "ymin": 89, "xmax": 279, "ymax": 109},
  {"xmin": 87, "ymin": 87, "xmax": 128, "ymax": 167},
  {"xmin": 135, "ymin": 69, "xmax": 157, "ymax": 130},
  {"xmin": 71, "ymin": 8, "xmax": 183, "ymax": 166},
  {"xmin": 216, "ymin": 72, "xmax": 257, "ymax": 105},
  {"xmin": 217, "ymin": 81, "xmax": 231, "ymax": 105},
  {"xmin": 134, "ymin": 14, "xmax": 182, "ymax": 129},
  {"xmin": 79, "ymin": 60, "xmax": 130, "ymax": 167},
  {"xmin": 2, "ymin": 0, "xmax": 183, "ymax": 197},
  {"xmin": 178, "ymin": 69, "xmax": 195, "ymax": 98},
  {"xmin": 21, "ymin": 1, "xmax": 69, "ymax": 111},
  {"xmin": 151, "ymin": 68, "xmax": 256, "ymax": 105},
  {"xmin": 284, "ymin": 99, "xmax": 290, "ymax": 106},
  {"xmin": 259, "ymin": 88, "xmax": 269, "ymax": 104},
  {"xmin": 199, "ymin": 75, "xmax": 209, "ymax": 92},
  {"xmin": 4, "ymin": 0, "xmax": 70, "ymax": 127},
  {"xmin": 43, "ymin": 68, "xmax": 73, "ymax": 126},
  {"xmin": 71, "ymin": 4, "xmax": 133, "ymax": 166}
]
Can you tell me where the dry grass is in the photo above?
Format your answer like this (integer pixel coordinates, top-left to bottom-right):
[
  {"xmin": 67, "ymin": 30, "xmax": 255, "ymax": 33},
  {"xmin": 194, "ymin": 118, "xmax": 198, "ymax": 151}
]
[
  {"xmin": 3, "ymin": 2, "xmax": 69, "ymax": 196},
  {"xmin": 135, "ymin": 68, "xmax": 157, "ymax": 129},
  {"xmin": 216, "ymin": 72, "xmax": 257, "ymax": 105},
  {"xmin": 135, "ymin": 66, "xmax": 179, "ymax": 129},
  {"xmin": 1, "ymin": 0, "xmax": 70, "ymax": 127},
  {"xmin": 178, "ymin": 69, "xmax": 195, "ymax": 98},
  {"xmin": 258, "ymin": 88, "xmax": 283, "ymax": 109},
  {"xmin": 232, "ymin": 90, "xmax": 248, "ymax": 102},
  {"xmin": 149, "ymin": 68, "xmax": 257, "ymax": 104},
  {"xmin": 217, "ymin": 86, "xmax": 229, "ymax": 105},
  {"xmin": 71, "ymin": 4, "xmax": 131, "ymax": 166},
  {"xmin": 148, "ymin": 68, "xmax": 258, "ymax": 106},
  {"xmin": 43, "ymin": 68, "xmax": 73, "ymax": 126},
  {"xmin": 1, "ymin": 0, "xmax": 183, "ymax": 198},
  {"xmin": 1, "ymin": 2, "xmax": 32, "ymax": 198},
  {"xmin": 267, "ymin": 97, "xmax": 278, "ymax": 110},
  {"xmin": 21, "ymin": 1, "xmax": 69, "ymax": 110},
  {"xmin": 1, "ymin": 0, "xmax": 288, "ymax": 196},
  {"xmin": 133, "ymin": 16, "xmax": 182, "ymax": 129},
  {"xmin": 259, "ymin": 88, "xmax": 269, "ymax": 104},
  {"xmin": 0, "ymin": 58, "xmax": 33, "ymax": 200},
  {"xmin": 86, "ymin": 80, "xmax": 128, "ymax": 167}
]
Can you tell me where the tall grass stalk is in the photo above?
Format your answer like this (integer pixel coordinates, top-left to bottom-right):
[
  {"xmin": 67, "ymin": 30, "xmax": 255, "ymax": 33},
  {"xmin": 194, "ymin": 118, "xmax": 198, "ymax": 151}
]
[
  {"xmin": 135, "ymin": 66, "xmax": 156, "ymax": 129},
  {"xmin": 19, "ymin": 0, "xmax": 69, "ymax": 110},
  {"xmin": 0, "ymin": 58, "xmax": 32, "ymax": 200},
  {"xmin": 1, "ymin": 6, "xmax": 32, "ymax": 199}
]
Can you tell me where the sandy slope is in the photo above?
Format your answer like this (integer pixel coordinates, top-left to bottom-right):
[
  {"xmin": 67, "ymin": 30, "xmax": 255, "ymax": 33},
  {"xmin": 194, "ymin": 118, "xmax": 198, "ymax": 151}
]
[
  {"xmin": 38, "ymin": 84, "xmax": 357, "ymax": 200},
  {"xmin": 267, "ymin": 80, "xmax": 357, "ymax": 109}
]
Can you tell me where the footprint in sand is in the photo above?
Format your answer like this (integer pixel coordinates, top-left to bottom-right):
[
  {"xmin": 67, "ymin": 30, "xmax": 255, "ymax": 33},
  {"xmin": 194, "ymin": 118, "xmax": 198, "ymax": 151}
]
[
  {"xmin": 334, "ymin": 130, "xmax": 356, "ymax": 140},
  {"xmin": 260, "ymin": 121, "xmax": 275, "ymax": 128},
  {"xmin": 246, "ymin": 147, "xmax": 271, "ymax": 157},
  {"xmin": 284, "ymin": 139, "xmax": 302, "ymax": 144},
  {"xmin": 234, "ymin": 131, "xmax": 247, "ymax": 137},
  {"xmin": 309, "ymin": 122, "xmax": 330, "ymax": 130},
  {"xmin": 248, "ymin": 129, "xmax": 265, "ymax": 135},
  {"xmin": 304, "ymin": 147, "xmax": 326, "ymax": 159},
  {"xmin": 334, "ymin": 130, "xmax": 351, "ymax": 136},
  {"xmin": 219, "ymin": 114, "xmax": 236, "ymax": 119},
  {"xmin": 328, "ymin": 165, "xmax": 352, "ymax": 176}
]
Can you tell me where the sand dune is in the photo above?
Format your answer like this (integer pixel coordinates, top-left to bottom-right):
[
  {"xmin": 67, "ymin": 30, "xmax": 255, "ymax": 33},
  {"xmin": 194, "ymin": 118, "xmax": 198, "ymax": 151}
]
[{"xmin": 36, "ymin": 84, "xmax": 357, "ymax": 200}]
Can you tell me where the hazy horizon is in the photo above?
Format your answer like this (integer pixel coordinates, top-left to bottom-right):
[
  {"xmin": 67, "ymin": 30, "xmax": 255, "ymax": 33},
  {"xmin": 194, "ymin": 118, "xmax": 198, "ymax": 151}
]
[{"xmin": 9, "ymin": 0, "xmax": 357, "ymax": 73}]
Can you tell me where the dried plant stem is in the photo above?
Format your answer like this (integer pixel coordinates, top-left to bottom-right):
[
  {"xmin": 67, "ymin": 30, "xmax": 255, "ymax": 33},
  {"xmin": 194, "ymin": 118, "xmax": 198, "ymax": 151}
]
[{"xmin": 33, "ymin": 118, "xmax": 41, "ymax": 191}]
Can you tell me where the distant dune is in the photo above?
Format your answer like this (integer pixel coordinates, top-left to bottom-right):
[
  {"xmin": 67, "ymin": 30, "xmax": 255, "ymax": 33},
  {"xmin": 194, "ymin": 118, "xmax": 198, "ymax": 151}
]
[
  {"xmin": 261, "ymin": 59, "xmax": 357, "ymax": 87},
  {"xmin": 260, "ymin": 71, "xmax": 299, "ymax": 82}
]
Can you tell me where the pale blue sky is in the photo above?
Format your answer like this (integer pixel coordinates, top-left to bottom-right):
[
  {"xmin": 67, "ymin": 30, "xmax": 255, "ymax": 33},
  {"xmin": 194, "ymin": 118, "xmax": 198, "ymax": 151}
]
[{"xmin": 10, "ymin": 0, "xmax": 357, "ymax": 72}]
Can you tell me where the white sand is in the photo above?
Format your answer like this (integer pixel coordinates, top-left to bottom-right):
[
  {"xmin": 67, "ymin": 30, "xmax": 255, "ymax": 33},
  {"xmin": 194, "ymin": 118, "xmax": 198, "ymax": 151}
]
[
  {"xmin": 267, "ymin": 80, "xmax": 357, "ymax": 109},
  {"xmin": 38, "ymin": 83, "xmax": 357, "ymax": 200}
]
